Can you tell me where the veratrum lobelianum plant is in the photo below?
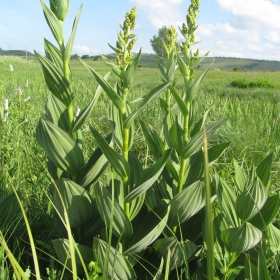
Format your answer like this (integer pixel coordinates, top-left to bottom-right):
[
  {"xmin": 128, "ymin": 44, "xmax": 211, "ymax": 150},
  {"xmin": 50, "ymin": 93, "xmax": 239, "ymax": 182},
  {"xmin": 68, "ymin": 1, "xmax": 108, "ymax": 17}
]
[{"xmin": 1, "ymin": 0, "xmax": 279, "ymax": 278}]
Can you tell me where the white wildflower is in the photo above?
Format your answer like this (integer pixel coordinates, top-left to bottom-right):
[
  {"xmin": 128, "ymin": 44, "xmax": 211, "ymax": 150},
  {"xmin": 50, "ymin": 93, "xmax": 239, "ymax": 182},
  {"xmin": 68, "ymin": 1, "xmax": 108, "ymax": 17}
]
[
  {"xmin": 9, "ymin": 64, "xmax": 13, "ymax": 71},
  {"xmin": 85, "ymin": 125, "xmax": 89, "ymax": 132},
  {"xmin": 4, "ymin": 99, "xmax": 8, "ymax": 111},
  {"xmin": 24, "ymin": 96, "xmax": 31, "ymax": 102},
  {"xmin": 75, "ymin": 107, "xmax": 81, "ymax": 117},
  {"xmin": 26, "ymin": 80, "xmax": 28, "ymax": 88},
  {"xmin": 14, "ymin": 87, "xmax": 22, "ymax": 95},
  {"xmin": 3, "ymin": 112, "xmax": 8, "ymax": 122},
  {"xmin": 98, "ymin": 115, "xmax": 105, "ymax": 121}
]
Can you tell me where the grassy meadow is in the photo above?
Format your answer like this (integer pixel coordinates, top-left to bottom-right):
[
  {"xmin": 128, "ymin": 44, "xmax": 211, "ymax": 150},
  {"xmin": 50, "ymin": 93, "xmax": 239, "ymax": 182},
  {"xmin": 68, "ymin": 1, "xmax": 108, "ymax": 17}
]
[{"xmin": 1, "ymin": 53, "xmax": 280, "ymax": 278}]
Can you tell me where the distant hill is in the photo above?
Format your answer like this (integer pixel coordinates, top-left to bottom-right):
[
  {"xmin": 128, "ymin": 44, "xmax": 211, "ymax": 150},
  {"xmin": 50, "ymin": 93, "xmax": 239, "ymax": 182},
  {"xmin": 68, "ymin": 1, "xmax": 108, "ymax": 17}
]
[
  {"xmin": 1, "ymin": 49, "xmax": 280, "ymax": 71},
  {"xmin": 0, "ymin": 49, "xmax": 35, "ymax": 58}
]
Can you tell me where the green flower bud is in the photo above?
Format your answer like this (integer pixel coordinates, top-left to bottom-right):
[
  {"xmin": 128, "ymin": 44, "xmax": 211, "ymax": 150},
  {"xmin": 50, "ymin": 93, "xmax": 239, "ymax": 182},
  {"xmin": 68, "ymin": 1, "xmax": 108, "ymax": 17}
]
[{"xmin": 56, "ymin": 0, "xmax": 70, "ymax": 21}]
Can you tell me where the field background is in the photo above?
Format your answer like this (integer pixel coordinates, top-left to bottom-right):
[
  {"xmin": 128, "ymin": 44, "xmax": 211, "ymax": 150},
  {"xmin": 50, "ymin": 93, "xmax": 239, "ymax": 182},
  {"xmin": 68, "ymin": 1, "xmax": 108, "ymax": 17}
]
[{"xmin": 1, "ymin": 54, "xmax": 280, "ymax": 245}]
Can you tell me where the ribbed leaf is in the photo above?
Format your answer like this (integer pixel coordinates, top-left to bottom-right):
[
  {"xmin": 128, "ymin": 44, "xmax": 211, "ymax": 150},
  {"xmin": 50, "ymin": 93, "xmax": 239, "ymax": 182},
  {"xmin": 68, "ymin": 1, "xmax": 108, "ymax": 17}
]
[
  {"xmin": 215, "ymin": 176, "xmax": 241, "ymax": 228},
  {"xmin": 169, "ymin": 85, "xmax": 188, "ymax": 116},
  {"xmin": 125, "ymin": 149, "xmax": 172, "ymax": 203},
  {"xmin": 208, "ymin": 142, "xmax": 230, "ymax": 166},
  {"xmin": 101, "ymin": 54, "xmax": 125, "ymax": 79},
  {"xmin": 52, "ymin": 239, "xmax": 93, "ymax": 273},
  {"xmin": 221, "ymin": 222, "xmax": 262, "ymax": 253},
  {"xmin": 36, "ymin": 118, "xmax": 84, "ymax": 175},
  {"xmin": 44, "ymin": 38, "xmax": 63, "ymax": 71},
  {"xmin": 249, "ymin": 193, "xmax": 280, "ymax": 230},
  {"xmin": 256, "ymin": 153, "xmax": 273, "ymax": 187},
  {"xmin": 176, "ymin": 52, "xmax": 189, "ymax": 79},
  {"xmin": 235, "ymin": 175, "xmax": 267, "ymax": 222},
  {"xmin": 182, "ymin": 119, "xmax": 226, "ymax": 159},
  {"xmin": 190, "ymin": 50, "xmax": 210, "ymax": 69},
  {"xmin": 45, "ymin": 94, "xmax": 69, "ymax": 131},
  {"xmin": 35, "ymin": 51, "xmax": 74, "ymax": 106},
  {"xmin": 65, "ymin": 5, "xmax": 83, "ymax": 63},
  {"xmin": 190, "ymin": 106, "xmax": 212, "ymax": 138},
  {"xmin": 153, "ymin": 237, "xmax": 197, "ymax": 271},
  {"xmin": 234, "ymin": 159, "xmax": 246, "ymax": 192},
  {"xmin": 95, "ymin": 184, "xmax": 133, "ymax": 241},
  {"xmin": 72, "ymin": 72, "xmax": 110, "ymax": 133},
  {"xmin": 265, "ymin": 223, "xmax": 280, "ymax": 253},
  {"xmin": 140, "ymin": 121, "xmax": 165, "ymax": 158},
  {"xmin": 128, "ymin": 152, "xmax": 145, "ymax": 221},
  {"xmin": 94, "ymin": 238, "xmax": 136, "ymax": 280},
  {"xmin": 50, "ymin": 179, "xmax": 96, "ymax": 228},
  {"xmin": 40, "ymin": 0, "xmax": 63, "ymax": 45},
  {"xmin": 0, "ymin": 193, "xmax": 21, "ymax": 232},
  {"xmin": 169, "ymin": 181, "xmax": 205, "ymax": 227},
  {"xmin": 125, "ymin": 205, "xmax": 170, "ymax": 254},
  {"xmin": 258, "ymin": 245, "xmax": 271, "ymax": 280},
  {"xmin": 90, "ymin": 127, "xmax": 129, "ymax": 179},
  {"xmin": 124, "ymin": 82, "xmax": 170, "ymax": 129},
  {"xmin": 186, "ymin": 60, "xmax": 214, "ymax": 103},
  {"xmin": 79, "ymin": 59, "xmax": 125, "ymax": 113},
  {"xmin": 124, "ymin": 49, "xmax": 141, "ymax": 87},
  {"xmin": 152, "ymin": 258, "xmax": 164, "ymax": 280}
]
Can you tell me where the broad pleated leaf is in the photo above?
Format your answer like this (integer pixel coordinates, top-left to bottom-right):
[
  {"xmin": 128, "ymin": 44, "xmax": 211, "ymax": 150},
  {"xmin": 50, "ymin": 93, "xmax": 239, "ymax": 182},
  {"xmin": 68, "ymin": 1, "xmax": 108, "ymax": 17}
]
[
  {"xmin": 152, "ymin": 258, "xmax": 164, "ymax": 280},
  {"xmin": 190, "ymin": 50, "xmax": 210, "ymax": 69},
  {"xmin": 52, "ymin": 239, "xmax": 93, "ymax": 273},
  {"xmin": 36, "ymin": 118, "xmax": 84, "ymax": 176},
  {"xmin": 94, "ymin": 238, "xmax": 136, "ymax": 280},
  {"xmin": 169, "ymin": 181, "xmax": 205, "ymax": 227},
  {"xmin": 65, "ymin": 5, "xmax": 83, "ymax": 63},
  {"xmin": 169, "ymin": 85, "xmax": 188, "ymax": 116},
  {"xmin": 125, "ymin": 149, "xmax": 172, "ymax": 203},
  {"xmin": 185, "ymin": 60, "xmax": 214, "ymax": 103},
  {"xmin": 235, "ymin": 175, "xmax": 267, "ymax": 222},
  {"xmin": 140, "ymin": 120, "xmax": 165, "ymax": 159},
  {"xmin": 249, "ymin": 193, "xmax": 280, "ymax": 230},
  {"xmin": 124, "ymin": 205, "xmax": 170, "ymax": 254},
  {"xmin": 50, "ymin": 179, "xmax": 96, "ymax": 228},
  {"xmin": 176, "ymin": 52, "xmax": 189, "ymax": 79},
  {"xmin": 40, "ymin": 0, "xmax": 63, "ymax": 45},
  {"xmin": 35, "ymin": 51, "xmax": 74, "ymax": 106},
  {"xmin": 208, "ymin": 142, "xmax": 230, "ymax": 166},
  {"xmin": 258, "ymin": 245, "xmax": 271, "ymax": 280},
  {"xmin": 79, "ymin": 153, "xmax": 108, "ymax": 189},
  {"xmin": 45, "ymin": 94, "xmax": 69, "ymax": 131},
  {"xmin": 124, "ymin": 49, "xmax": 141, "ymax": 87},
  {"xmin": 153, "ymin": 237, "xmax": 197, "ymax": 270},
  {"xmin": 182, "ymin": 119, "xmax": 226, "ymax": 159},
  {"xmin": 215, "ymin": 175, "xmax": 240, "ymax": 228},
  {"xmin": 265, "ymin": 223, "xmax": 280, "ymax": 253},
  {"xmin": 44, "ymin": 38, "xmax": 63, "ymax": 71},
  {"xmin": 124, "ymin": 82, "xmax": 171, "ymax": 129},
  {"xmin": 221, "ymin": 222, "xmax": 262, "ymax": 253},
  {"xmin": 234, "ymin": 159, "xmax": 246, "ymax": 192},
  {"xmin": 256, "ymin": 153, "xmax": 273, "ymax": 187},
  {"xmin": 0, "ymin": 193, "xmax": 21, "ymax": 232},
  {"xmin": 101, "ymin": 55, "xmax": 125, "ymax": 79},
  {"xmin": 90, "ymin": 127, "xmax": 129, "ymax": 179},
  {"xmin": 72, "ymin": 72, "xmax": 110, "ymax": 133},
  {"xmin": 79, "ymin": 59, "xmax": 125, "ymax": 113},
  {"xmin": 190, "ymin": 106, "xmax": 212, "ymax": 138},
  {"xmin": 94, "ymin": 184, "xmax": 133, "ymax": 241},
  {"xmin": 128, "ymin": 152, "xmax": 145, "ymax": 221}
]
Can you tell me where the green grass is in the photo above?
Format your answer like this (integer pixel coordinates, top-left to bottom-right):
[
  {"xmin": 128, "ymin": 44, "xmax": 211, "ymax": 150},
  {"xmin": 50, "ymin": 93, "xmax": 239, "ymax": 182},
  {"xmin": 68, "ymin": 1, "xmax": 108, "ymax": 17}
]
[{"xmin": 1, "ymin": 56, "xmax": 280, "ymax": 278}]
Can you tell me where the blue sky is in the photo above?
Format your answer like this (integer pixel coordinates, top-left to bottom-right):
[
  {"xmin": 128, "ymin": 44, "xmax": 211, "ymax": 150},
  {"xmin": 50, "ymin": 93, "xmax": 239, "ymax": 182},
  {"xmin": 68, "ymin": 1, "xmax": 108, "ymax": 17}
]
[{"xmin": 1, "ymin": 0, "xmax": 280, "ymax": 60}]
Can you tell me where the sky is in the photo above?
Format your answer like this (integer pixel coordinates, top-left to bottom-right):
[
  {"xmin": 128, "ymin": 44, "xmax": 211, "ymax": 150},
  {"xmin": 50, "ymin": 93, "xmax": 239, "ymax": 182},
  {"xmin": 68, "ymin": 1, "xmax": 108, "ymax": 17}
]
[{"xmin": 1, "ymin": 0, "xmax": 280, "ymax": 61}]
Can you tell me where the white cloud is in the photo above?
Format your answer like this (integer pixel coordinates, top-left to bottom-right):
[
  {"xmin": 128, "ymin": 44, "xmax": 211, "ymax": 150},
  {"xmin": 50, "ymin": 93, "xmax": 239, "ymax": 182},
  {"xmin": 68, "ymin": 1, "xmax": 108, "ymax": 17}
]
[
  {"xmin": 216, "ymin": 0, "xmax": 280, "ymax": 29},
  {"xmin": 73, "ymin": 45, "xmax": 98, "ymax": 55},
  {"xmin": 247, "ymin": 44, "xmax": 262, "ymax": 51},
  {"xmin": 128, "ymin": 0, "xmax": 184, "ymax": 29},
  {"xmin": 266, "ymin": 31, "xmax": 280, "ymax": 43}
]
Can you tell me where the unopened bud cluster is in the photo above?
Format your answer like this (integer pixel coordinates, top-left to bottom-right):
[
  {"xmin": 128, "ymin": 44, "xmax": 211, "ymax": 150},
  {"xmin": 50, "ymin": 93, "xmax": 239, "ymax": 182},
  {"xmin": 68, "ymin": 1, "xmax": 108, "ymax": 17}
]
[
  {"xmin": 115, "ymin": 7, "xmax": 137, "ymax": 69},
  {"xmin": 50, "ymin": 0, "xmax": 70, "ymax": 22}
]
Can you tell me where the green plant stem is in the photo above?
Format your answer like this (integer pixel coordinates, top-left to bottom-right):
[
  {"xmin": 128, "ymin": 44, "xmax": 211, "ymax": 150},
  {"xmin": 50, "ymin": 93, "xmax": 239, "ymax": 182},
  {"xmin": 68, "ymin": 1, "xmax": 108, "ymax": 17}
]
[{"xmin": 203, "ymin": 127, "xmax": 215, "ymax": 280}]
